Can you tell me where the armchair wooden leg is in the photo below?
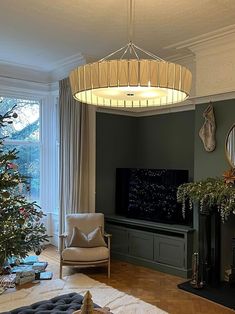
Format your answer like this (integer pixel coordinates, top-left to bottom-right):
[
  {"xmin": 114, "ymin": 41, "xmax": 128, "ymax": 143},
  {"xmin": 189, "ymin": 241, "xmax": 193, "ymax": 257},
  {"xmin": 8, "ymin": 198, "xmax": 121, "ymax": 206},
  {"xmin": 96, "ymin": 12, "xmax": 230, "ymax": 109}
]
[
  {"xmin": 59, "ymin": 260, "xmax": 63, "ymax": 279},
  {"xmin": 108, "ymin": 258, "xmax": 110, "ymax": 278}
]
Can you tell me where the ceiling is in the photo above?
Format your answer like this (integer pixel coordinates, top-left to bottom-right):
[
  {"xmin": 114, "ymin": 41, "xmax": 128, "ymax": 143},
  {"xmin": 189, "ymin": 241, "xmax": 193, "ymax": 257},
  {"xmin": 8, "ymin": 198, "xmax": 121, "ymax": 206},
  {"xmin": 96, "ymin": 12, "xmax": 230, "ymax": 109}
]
[{"xmin": 0, "ymin": 0, "xmax": 235, "ymax": 73}]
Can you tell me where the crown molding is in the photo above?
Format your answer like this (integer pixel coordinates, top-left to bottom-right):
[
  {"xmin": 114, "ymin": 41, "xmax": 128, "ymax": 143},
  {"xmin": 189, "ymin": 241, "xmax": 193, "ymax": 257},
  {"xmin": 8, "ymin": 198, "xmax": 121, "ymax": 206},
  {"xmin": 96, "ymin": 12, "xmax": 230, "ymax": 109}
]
[
  {"xmin": 0, "ymin": 76, "xmax": 58, "ymax": 99},
  {"xmin": 188, "ymin": 34, "xmax": 235, "ymax": 57},
  {"xmin": 0, "ymin": 58, "xmax": 50, "ymax": 72},
  {"xmin": 0, "ymin": 52, "xmax": 85, "ymax": 98},
  {"xmin": 0, "ymin": 62, "xmax": 51, "ymax": 84},
  {"xmin": 164, "ymin": 52, "xmax": 195, "ymax": 64},
  {"xmin": 190, "ymin": 90, "xmax": 235, "ymax": 105},
  {"xmin": 49, "ymin": 52, "xmax": 86, "ymax": 81},
  {"xmin": 0, "ymin": 52, "xmax": 86, "ymax": 84},
  {"xmin": 165, "ymin": 24, "xmax": 235, "ymax": 51}
]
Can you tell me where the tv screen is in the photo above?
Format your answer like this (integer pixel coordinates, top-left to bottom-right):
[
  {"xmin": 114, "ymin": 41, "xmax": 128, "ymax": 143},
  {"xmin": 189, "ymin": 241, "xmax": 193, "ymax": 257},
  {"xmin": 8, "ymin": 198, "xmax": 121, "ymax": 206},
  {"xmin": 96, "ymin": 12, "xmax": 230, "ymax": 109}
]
[{"xmin": 115, "ymin": 168, "xmax": 192, "ymax": 226}]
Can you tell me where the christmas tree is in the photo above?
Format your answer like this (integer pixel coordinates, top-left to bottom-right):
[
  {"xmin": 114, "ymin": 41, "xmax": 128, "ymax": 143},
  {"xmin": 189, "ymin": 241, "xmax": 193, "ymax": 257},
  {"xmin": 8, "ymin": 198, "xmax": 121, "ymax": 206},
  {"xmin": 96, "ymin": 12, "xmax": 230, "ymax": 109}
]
[{"xmin": 0, "ymin": 106, "xmax": 48, "ymax": 269}]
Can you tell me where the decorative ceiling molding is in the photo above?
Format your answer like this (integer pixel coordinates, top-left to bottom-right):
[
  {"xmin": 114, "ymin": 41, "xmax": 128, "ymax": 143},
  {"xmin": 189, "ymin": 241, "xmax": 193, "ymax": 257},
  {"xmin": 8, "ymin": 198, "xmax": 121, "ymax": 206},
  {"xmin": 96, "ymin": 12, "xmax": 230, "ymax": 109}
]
[
  {"xmin": 191, "ymin": 90, "xmax": 235, "ymax": 106},
  {"xmin": 165, "ymin": 52, "xmax": 195, "ymax": 63},
  {"xmin": 165, "ymin": 24, "xmax": 235, "ymax": 51},
  {"xmin": 49, "ymin": 52, "xmax": 86, "ymax": 81},
  {"xmin": 0, "ymin": 52, "xmax": 86, "ymax": 84},
  {"xmin": 0, "ymin": 62, "xmax": 51, "ymax": 84},
  {"xmin": 0, "ymin": 76, "xmax": 58, "ymax": 99},
  {"xmin": 0, "ymin": 58, "xmax": 50, "ymax": 72},
  {"xmin": 188, "ymin": 33, "xmax": 235, "ymax": 57}
]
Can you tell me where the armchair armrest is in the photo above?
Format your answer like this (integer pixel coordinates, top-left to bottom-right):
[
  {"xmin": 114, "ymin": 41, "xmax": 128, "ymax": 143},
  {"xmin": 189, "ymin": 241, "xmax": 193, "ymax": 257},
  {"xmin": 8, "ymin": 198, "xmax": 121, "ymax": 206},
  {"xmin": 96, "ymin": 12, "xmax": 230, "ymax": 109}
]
[
  {"xmin": 59, "ymin": 232, "xmax": 68, "ymax": 238},
  {"xmin": 59, "ymin": 233, "xmax": 69, "ymax": 253},
  {"xmin": 104, "ymin": 233, "xmax": 112, "ymax": 238},
  {"xmin": 104, "ymin": 232, "xmax": 112, "ymax": 250}
]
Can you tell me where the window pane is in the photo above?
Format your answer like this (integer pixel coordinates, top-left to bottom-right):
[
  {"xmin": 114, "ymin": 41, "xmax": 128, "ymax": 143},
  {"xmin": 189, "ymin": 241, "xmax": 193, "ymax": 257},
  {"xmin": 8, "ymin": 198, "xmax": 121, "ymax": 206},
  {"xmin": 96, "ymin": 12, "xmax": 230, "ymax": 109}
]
[
  {"xmin": 3, "ymin": 143, "xmax": 40, "ymax": 203},
  {"xmin": 0, "ymin": 97, "xmax": 40, "ymax": 141}
]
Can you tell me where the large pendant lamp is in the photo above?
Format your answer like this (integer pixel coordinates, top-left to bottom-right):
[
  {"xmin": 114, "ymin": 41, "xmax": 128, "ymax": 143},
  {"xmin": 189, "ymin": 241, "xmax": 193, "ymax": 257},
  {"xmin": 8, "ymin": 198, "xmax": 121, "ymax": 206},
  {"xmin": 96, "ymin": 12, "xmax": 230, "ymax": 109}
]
[{"xmin": 69, "ymin": 0, "xmax": 192, "ymax": 109}]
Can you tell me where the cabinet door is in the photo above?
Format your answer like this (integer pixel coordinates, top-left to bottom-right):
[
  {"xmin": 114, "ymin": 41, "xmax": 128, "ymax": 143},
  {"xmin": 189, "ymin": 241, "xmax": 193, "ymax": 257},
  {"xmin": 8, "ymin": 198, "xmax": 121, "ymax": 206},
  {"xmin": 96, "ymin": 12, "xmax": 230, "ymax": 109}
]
[
  {"xmin": 154, "ymin": 235, "xmax": 185, "ymax": 268},
  {"xmin": 105, "ymin": 224, "xmax": 129, "ymax": 254},
  {"xmin": 129, "ymin": 230, "xmax": 154, "ymax": 260}
]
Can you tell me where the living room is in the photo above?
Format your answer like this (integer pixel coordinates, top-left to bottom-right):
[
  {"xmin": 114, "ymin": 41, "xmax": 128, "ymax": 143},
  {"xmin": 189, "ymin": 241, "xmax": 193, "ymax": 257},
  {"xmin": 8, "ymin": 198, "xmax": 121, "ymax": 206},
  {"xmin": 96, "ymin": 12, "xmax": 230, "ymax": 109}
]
[{"xmin": 0, "ymin": 1, "xmax": 235, "ymax": 313}]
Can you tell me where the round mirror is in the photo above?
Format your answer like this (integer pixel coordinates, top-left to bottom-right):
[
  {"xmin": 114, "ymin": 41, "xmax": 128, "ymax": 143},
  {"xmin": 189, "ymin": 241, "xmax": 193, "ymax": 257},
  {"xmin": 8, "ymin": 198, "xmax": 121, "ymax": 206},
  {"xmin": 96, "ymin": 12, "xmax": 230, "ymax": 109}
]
[{"xmin": 225, "ymin": 124, "xmax": 235, "ymax": 168}]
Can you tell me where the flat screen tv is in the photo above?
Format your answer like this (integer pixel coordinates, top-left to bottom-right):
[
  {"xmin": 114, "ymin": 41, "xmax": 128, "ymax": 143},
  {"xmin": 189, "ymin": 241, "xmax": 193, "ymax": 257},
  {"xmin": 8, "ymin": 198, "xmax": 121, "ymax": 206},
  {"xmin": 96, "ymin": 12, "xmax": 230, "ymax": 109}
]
[{"xmin": 115, "ymin": 168, "xmax": 192, "ymax": 226}]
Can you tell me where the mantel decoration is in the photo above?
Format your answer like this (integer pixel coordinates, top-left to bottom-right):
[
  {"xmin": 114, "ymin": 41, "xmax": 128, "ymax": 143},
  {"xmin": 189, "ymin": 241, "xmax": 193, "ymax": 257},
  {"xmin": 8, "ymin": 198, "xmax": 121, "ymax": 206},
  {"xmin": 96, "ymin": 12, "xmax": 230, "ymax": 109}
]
[
  {"xmin": 69, "ymin": 0, "xmax": 192, "ymax": 109},
  {"xmin": 177, "ymin": 173, "xmax": 235, "ymax": 222}
]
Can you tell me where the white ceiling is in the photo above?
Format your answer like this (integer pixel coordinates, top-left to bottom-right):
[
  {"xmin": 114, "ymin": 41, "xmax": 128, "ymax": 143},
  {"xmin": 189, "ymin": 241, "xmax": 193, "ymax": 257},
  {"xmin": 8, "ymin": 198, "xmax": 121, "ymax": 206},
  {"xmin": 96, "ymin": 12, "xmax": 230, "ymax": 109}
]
[{"xmin": 0, "ymin": 0, "xmax": 235, "ymax": 73}]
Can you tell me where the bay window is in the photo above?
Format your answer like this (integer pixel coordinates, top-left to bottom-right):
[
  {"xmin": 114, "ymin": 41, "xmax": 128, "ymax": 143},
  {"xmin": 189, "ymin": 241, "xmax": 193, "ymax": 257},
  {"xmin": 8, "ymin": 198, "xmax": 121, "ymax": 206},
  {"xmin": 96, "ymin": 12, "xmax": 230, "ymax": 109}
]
[{"xmin": 0, "ymin": 96, "xmax": 58, "ymax": 218}]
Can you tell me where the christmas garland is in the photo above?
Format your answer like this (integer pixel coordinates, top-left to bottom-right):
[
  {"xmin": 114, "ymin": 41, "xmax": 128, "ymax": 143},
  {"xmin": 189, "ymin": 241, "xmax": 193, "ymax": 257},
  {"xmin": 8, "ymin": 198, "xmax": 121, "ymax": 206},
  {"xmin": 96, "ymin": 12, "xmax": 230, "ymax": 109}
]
[{"xmin": 177, "ymin": 174, "xmax": 235, "ymax": 222}]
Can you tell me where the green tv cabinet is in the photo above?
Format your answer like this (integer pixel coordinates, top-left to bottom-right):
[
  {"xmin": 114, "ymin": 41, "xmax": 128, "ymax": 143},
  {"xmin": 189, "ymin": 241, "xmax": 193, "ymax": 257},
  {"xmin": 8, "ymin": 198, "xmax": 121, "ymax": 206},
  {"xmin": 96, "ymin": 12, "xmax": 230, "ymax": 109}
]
[{"xmin": 105, "ymin": 215, "xmax": 194, "ymax": 278}]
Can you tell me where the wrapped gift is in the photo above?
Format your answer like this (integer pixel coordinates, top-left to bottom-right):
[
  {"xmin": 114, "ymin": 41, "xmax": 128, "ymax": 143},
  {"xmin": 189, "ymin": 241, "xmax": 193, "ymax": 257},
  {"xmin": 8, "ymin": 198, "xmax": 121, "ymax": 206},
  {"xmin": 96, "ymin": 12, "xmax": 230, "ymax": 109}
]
[
  {"xmin": 0, "ymin": 274, "xmax": 16, "ymax": 289},
  {"xmin": 12, "ymin": 265, "xmax": 35, "ymax": 285},
  {"xmin": 12, "ymin": 265, "xmax": 35, "ymax": 278},
  {"xmin": 21, "ymin": 256, "xmax": 39, "ymax": 265},
  {"xmin": 32, "ymin": 262, "xmax": 48, "ymax": 271},
  {"xmin": 15, "ymin": 274, "xmax": 35, "ymax": 285}
]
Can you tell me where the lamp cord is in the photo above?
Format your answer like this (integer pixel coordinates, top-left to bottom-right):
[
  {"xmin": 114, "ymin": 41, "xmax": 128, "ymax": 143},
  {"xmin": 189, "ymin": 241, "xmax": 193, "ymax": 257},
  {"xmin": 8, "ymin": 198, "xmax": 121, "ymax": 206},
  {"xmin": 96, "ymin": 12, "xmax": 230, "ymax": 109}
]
[
  {"xmin": 98, "ymin": 0, "xmax": 165, "ymax": 62},
  {"xmin": 129, "ymin": 0, "xmax": 134, "ymax": 44}
]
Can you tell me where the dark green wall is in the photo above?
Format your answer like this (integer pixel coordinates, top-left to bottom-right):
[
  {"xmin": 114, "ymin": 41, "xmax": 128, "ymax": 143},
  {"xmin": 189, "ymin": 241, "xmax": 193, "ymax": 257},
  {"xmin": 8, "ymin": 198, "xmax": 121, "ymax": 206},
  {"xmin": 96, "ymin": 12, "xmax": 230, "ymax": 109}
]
[
  {"xmin": 136, "ymin": 111, "xmax": 195, "ymax": 181},
  {"xmin": 96, "ymin": 113, "xmax": 138, "ymax": 215},
  {"xmin": 194, "ymin": 99, "xmax": 235, "ymax": 277},
  {"xmin": 96, "ymin": 110, "xmax": 195, "ymax": 215}
]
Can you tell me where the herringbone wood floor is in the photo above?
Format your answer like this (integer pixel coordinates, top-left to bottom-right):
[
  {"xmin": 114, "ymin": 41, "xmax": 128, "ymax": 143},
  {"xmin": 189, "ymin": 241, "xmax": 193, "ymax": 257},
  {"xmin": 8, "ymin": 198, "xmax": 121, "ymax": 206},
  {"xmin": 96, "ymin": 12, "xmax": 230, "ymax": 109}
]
[{"xmin": 35, "ymin": 245, "xmax": 234, "ymax": 314}]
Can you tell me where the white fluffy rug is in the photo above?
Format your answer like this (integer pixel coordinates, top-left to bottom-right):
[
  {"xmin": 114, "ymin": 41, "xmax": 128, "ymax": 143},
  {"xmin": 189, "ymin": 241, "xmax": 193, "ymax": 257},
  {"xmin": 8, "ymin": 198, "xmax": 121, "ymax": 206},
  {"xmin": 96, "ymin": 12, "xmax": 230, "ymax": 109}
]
[{"xmin": 0, "ymin": 273, "xmax": 168, "ymax": 313}]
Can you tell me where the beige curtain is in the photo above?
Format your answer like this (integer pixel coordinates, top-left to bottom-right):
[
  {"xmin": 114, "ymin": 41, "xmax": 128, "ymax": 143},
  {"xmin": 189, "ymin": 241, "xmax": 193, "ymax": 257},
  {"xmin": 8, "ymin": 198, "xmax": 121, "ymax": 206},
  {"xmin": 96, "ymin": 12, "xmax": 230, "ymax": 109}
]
[{"xmin": 59, "ymin": 78, "xmax": 96, "ymax": 234}]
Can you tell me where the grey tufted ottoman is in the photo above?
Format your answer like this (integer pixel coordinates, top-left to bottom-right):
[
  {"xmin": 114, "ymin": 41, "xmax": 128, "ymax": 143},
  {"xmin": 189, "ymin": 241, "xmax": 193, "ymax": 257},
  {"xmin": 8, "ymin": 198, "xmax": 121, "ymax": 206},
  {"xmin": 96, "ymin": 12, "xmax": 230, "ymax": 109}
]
[{"xmin": 1, "ymin": 292, "xmax": 101, "ymax": 314}]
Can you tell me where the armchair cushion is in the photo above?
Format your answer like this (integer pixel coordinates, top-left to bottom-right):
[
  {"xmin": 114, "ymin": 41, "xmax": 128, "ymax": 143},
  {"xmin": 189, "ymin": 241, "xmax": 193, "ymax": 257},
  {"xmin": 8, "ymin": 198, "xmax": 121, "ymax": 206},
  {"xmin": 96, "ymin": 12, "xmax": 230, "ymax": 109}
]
[
  {"xmin": 62, "ymin": 247, "xmax": 109, "ymax": 262},
  {"xmin": 66, "ymin": 214, "xmax": 104, "ymax": 245},
  {"xmin": 69, "ymin": 226, "xmax": 107, "ymax": 248}
]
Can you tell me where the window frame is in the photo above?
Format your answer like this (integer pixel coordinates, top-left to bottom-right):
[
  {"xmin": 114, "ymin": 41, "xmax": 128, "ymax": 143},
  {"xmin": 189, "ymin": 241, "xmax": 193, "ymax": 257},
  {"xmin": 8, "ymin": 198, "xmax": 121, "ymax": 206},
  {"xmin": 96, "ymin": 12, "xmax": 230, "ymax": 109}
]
[
  {"xmin": 0, "ymin": 93, "xmax": 58, "ymax": 214},
  {"xmin": 1, "ymin": 98, "xmax": 41, "ymax": 202}
]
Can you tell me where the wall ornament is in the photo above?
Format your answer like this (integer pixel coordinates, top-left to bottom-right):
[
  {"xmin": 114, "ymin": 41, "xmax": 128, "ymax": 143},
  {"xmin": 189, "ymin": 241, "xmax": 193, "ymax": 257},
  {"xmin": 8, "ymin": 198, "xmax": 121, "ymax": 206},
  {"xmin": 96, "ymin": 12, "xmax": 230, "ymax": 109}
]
[{"xmin": 199, "ymin": 103, "xmax": 216, "ymax": 152}]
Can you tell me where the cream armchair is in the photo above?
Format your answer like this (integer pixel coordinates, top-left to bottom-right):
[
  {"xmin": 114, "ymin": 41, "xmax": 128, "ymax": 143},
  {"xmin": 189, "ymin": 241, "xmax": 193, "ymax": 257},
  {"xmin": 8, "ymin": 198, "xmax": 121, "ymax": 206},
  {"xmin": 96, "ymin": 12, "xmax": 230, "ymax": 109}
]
[{"xmin": 59, "ymin": 213, "xmax": 111, "ymax": 279}]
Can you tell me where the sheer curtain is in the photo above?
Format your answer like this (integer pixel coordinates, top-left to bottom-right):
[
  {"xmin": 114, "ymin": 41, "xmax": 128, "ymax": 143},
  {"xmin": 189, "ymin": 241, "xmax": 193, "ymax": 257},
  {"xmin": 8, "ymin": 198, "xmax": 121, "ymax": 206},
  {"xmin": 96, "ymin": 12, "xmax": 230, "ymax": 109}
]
[{"xmin": 59, "ymin": 78, "xmax": 96, "ymax": 234}]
